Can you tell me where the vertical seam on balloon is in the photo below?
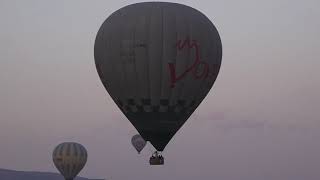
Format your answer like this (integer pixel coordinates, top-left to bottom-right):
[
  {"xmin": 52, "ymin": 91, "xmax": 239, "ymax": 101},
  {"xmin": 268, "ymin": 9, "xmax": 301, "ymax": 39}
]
[
  {"xmin": 146, "ymin": 6, "xmax": 151, "ymax": 103},
  {"xmin": 167, "ymin": 8, "xmax": 177, "ymax": 107},
  {"xmin": 159, "ymin": 5, "xmax": 170, "ymax": 108},
  {"xmin": 73, "ymin": 143, "xmax": 78, "ymax": 157},
  {"xmin": 186, "ymin": 10, "xmax": 197, "ymax": 108},
  {"xmin": 113, "ymin": 14, "xmax": 121, "ymax": 104},
  {"xmin": 177, "ymin": 8, "xmax": 192, "ymax": 105},
  {"xmin": 101, "ymin": 20, "xmax": 114, "ymax": 99},
  {"xmin": 66, "ymin": 143, "xmax": 71, "ymax": 156},
  {"xmin": 132, "ymin": 11, "xmax": 139, "ymax": 106},
  {"xmin": 59, "ymin": 144, "xmax": 64, "ymax": 156},
  {"xmin": 187, "ymin": 12, "xmax": 201, "ymax": 108},
  {"xmin": 193, "ymin": 20, "xmax": 205, "ymax": 104},
  {"xmin": 171, "ymin": 8, "xmax": 189, "ymax": 113},
  {"xmin": 186, "ymin": 12, "xmax": 198, "ymax": 106},
  {"xmin": 160, "ymin": 5, "xmax": 164, "ymax": 108},
  {"xmin": 121, "ymin": 15, "xmax": 129, "ymax": 103},
  {"xmin": 175, "ymin": 8, "xmax": 186, "ymax": 105},
  {"xmin": 71, "ymin": 164, "xmax": 76, "ymax": 178},
  {"xmin": 79, "ymin": 146, "xmax": 83, "ymax": 157}
]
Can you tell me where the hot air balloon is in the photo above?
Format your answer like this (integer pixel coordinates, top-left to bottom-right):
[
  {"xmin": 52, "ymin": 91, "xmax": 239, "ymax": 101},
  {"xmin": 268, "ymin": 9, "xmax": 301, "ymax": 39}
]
[
  {"xmin": 52, "ymin": 142, "xmax": 87, "ymax": 180},
  {"xmin": 94, "ymin": 2, "xmax": 222, "ymax": 165},
  {"xmin": 131, "ymin": 134, "xmax": 147, "ymax": 154}
]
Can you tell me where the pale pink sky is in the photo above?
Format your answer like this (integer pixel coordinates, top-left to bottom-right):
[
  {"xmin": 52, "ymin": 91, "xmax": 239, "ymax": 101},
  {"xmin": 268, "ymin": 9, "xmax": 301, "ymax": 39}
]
[{"xmin": 0, "ymin": 0, "xmax": 320, "ymax": 180}]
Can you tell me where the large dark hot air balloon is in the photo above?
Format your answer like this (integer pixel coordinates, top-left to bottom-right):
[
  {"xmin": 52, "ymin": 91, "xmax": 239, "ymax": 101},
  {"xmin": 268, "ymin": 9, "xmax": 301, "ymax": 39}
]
[
  {"xmin": 94, "ymin": 2, "xmax": 222, "ymax": 165},
  {"xmin": 52, "ymin": 142, "xmax": 87, "ymax": 180}
]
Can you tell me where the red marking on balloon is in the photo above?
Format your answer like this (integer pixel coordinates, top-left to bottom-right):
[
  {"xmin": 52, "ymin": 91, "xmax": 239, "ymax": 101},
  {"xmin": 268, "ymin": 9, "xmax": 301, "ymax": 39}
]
[{"xmin": 168, "ymin": 38, "xmax": 215, "ymax": 88}]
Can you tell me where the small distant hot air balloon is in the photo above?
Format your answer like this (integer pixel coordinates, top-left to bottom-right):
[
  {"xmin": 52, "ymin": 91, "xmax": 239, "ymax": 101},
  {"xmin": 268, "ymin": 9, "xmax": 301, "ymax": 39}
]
[
  {"xmin": 131, "ymin": 134, "xmax": 147, "ymax": 154},
  {"xmin": 95, "ymin": 2, "xmax": 222, "ymax": 165},
  {"xmin": 52, "ymin": 142, "xmax": 87, "ymax": 180}
]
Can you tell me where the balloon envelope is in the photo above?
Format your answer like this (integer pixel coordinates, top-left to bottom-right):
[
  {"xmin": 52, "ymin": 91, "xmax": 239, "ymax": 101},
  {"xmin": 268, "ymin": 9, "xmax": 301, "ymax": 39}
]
[
  {"xmin": 94, "ymin": 2, "xmax": 222, "ymax": 151},
  {"xmin": 52, "ymin": 142, "xmax": 87, "ymax": 180},
  {"xmin": 131, "ymin": 134, "xmax": 147, "ymax": 153}
]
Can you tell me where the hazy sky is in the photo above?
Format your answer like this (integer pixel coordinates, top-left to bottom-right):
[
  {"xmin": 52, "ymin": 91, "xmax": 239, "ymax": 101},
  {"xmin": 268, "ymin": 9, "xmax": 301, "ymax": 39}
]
[{"xmin": 1, "ymin": 0, "xmax": 320, "ymax": 179}]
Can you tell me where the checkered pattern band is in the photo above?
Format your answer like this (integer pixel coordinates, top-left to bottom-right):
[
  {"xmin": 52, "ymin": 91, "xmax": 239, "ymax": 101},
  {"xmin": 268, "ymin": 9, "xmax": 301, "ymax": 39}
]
[{"xmin": 116, "ymin": 99, "xmax": 199, "ymax": 113}]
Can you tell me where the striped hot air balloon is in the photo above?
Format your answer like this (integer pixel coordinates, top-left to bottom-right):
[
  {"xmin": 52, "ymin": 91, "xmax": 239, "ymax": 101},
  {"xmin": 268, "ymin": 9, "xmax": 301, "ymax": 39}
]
[
  {"xmin": 52, "ymin": 142, "xmax": 87, "ymax": 180},
  {"xmin": 94, "ymin": 2, "xmax": 222, "ymax": 164}
]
